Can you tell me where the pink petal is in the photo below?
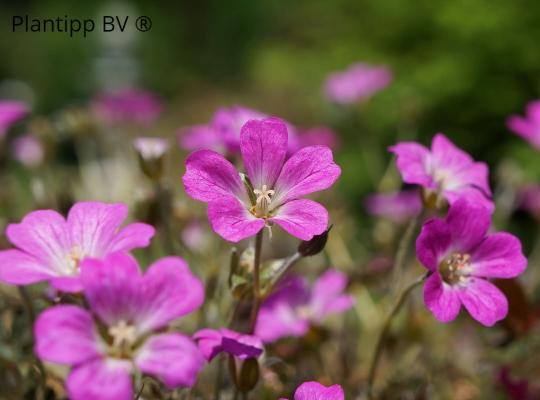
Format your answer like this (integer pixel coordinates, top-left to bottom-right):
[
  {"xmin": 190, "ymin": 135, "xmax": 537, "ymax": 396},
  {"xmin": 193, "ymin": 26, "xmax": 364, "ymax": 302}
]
[
  {"xmin": 67, "ymin": 202, "xmax": 127, "ymax": 256},
  {"xmin": 0, "ymin": 249, "xmax": 55, "ymax": 285},
  {"xmin": 67, "ymin": 359, "xmax": 133, "ymax": 400},
  {"xmin": 108, "ymin": 223, "xmax": 155, "ymax": 253},
  {"xmin": 471, "ymin": 233, "xmax": 527, "ymax": 279},
  {"xmin": 178, "ymin": 124, "xmax": 224, "ymax": 152},
  {"xmin": 423, "ymin": 273, "xmax": 461, "ymax": 323},
  {"xmin": 309, "ymin": 269, "xmax": 353, "ymax": 321},
  {"xmin": 183, "ymin": 149, "xmax": 245, "ymax": 202},
  {"xmin": 135, "ymin": 333, "xmax": 204, "ymax": 388},
  {"xmin": 193, "ymin": 328, "xmax": 263, "ymax": 361},
  {"xmin": 507, "ymin": 115, "xmax": 536, "ymax": 141},
  {"xmin": 415, "ymin": 219, "xmax": 451, "ymax": 271},
  {"xmin": 294, "ymin": 381, "xmax": 345, "ymax": 400},
  {"xmin": 136, "ymin": 256, "xmax": 204, "ymax": 332},
  {"xmin": 446, "ymin": 198, "xmax": 491, "ymax": 251},
  {"xmin": 80, "ymin": 253, "xmax": 143, "ymax": 326},
  {"xmin": 50, "ymin": 276, "xmax": 84, "ymax": 292},
  {"xmin": 0, "ymin": 100, "xmax": 29, "ymax": 136},
  {"xmin": 207, "ymin": 196, "xmax": 265, "ymax": 242},
  {"xmin": 240, "ymin": 118, "xmax": 288, "ymax": 189},
  {"xmin": 389, "ymin": 142, "xmax": 432, "ymax": 186},
  {"xmin": 458, "ymin": 278, "xmax": 508, "ymax": 326},
  {"xmin": 192, "ymin": 329, "xmax": 223, "ymax": 361},
  {"xmin": 270, "ymin": 199, "xmax": 328, "ymax": 241},
  {"xmin": 273, "ymin": 145, "xmax": 341, "ymax": 204},
  {"xmin": 6, "ymin": 210, "xmax": 69, "ymax": 271},
  {"xmin": 34, "ymin": 305, "xmax": 103, "ymax": 365},
  {"xmin": 431, "ymin": 133, "xmax": 473, "ymax": 171}
]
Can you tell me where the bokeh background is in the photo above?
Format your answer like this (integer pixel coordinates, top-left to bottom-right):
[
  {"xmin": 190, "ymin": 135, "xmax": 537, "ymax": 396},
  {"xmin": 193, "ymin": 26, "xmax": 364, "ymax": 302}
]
[{"xmin": 1, "ymin": 1, "xmax": 540, "ymax": 399}]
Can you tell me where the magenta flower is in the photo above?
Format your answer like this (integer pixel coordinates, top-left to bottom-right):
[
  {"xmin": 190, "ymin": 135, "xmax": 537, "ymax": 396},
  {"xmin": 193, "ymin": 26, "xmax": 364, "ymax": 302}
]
[
  {"xmin": 325, "ymin": 63, "xmax": 392, "ymax": 104},
  {"xmin": 93, "ymin": 89, "xmax": 162, "ymax": 125},
  {"xmin": 193, "ymin": 328, "xmax": 263, "ymax": 362},
  {"xmin": 255, "ymin": 269, "xmax": 353, "ymax": 343},
  {"xmin": 182, "ymin": 118, "xmax": 341, "ymax": 242},
  {"xmin": 519, "ymin": 185, "xmax": 540, "ymax": 219},
  {"xmin": 364, "ymin": 190, "xmax": 422, "ymax": 223},
  {"xmin": 416, "ymin": 199, "xmax": 527, "ymax": 326},
  {"xmin": 507, "ymin": 100, "xmax": 540, "ymax": 150},
  {"xmin": 12, "ymin": 134, "xmax": 44, "ymax": 167},
  {"xmin": 296, "ymin": 126, "xmax": 340, "ymax": 150},
  {"xmin": 389, "ymin": 133, "xmax": 493, "ymax": 211},
  {"xmin": 0, "ymin": 100, "xmax": 29, "ymax": 137},
  {"xmin": 0, "ymin": 202, "xmax": 155, "ymax": 292},
  {"xmin": 34, "ymin": 253, "xmax": 205, "ymax": 400},
  {"xmin": 179, "ymin": 106, "xmax": 301, "ymax": 154},
  {"xmin": 281, "ymin": 381, "xmax": 345, "ymax": 400}
]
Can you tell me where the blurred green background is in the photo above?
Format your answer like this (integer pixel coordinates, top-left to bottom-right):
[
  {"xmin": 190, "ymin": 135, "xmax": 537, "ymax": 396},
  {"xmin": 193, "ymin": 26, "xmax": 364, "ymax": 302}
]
[{"xmin": 2, "ymin": 0, "xmax": 540, "ymax": 213}]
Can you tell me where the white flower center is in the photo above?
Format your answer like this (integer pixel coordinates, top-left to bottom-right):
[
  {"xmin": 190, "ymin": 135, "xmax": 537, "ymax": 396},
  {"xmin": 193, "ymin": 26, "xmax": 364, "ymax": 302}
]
[
  {"xmin": 439, "ymin": 253, "xmax": 472, "ymax": 285},
  {"xmin": 108, "ymin": 320, "xmax": 138, "ymax": 350},
  {"xmin": 64, "ymin": 245, "xmax": 84, "ymax": 275},
  {"xmin": 252, "ymin": 185, "xmax": 275, "ymax": 217}
]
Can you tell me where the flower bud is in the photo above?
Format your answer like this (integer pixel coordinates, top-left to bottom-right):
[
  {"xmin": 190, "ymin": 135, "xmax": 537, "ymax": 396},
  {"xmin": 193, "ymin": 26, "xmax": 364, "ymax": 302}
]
[
  {"xmin": 133, "ymin": 137, "xmax": 169, "ymax": 180},
  {"xmin": 298, "ymin": 226, "xmax": 332, "ymax": 257},
  {"xmin": 236, "ymin": 357, "xmax": 260, "ymax": 392}
]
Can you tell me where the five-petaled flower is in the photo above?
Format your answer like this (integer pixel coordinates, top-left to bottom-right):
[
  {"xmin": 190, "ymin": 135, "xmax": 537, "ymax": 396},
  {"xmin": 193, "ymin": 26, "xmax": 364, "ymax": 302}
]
[
  {"xmin": 280, "ymin": 381, "xmax": 345, "ymax": 400},
  {"xmin": 416, "ymin": 198, "xmax": 527, "ymax": 326},
  {"xmin": 0, "ymin": 100, "xmax": 29, "ymax": 138},
  {"xmin": 255, "ymin": 269, "xmax": 353, "ymax": 343},
  {"xmin": 507, "ymin": 100, "xmax": 540, "ymax": 151},
  {"xmin": 389, "ymin": 133, "xmax": 494, "ymax": 212},
  {"xmin": 193, "ymin": 328, "xmax": 263, "ymax": 362},
  {"xmin": 182, "ymin": 117, "xmax": 341, "ymax": 242},
  {"xmin": 34, "ymin": 252, "xmax": 205, "ymax": 400},
  {"xmin": 0, "ymin": 202, "xmax": 155, "ymax": 292}
]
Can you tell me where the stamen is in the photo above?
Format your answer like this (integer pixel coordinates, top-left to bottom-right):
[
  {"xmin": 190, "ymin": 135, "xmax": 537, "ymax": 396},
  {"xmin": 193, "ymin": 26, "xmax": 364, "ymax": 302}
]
[
  {"xmin": 439, "ymin": 253, "xmax": 471, "ymax": 285},
  {"xmin": 108, "ymin": 320, "xmax": 137, "ymax": 350},
  {"xmin": 65, "ymin": 245, "xmax": 83, "ymax": 275},
  {"xmin": 252, "ymin": 185, "xmax": 275, "ymax": 217}
]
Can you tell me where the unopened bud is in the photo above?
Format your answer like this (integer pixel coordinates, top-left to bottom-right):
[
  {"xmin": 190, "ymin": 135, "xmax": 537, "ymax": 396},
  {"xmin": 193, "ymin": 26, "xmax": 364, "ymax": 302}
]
[
  {"xmin": 133, "ymin": 137, "xmax": 169, "ymax": 180},
  {"xmin": 237, "ymin": 357, "xmax": 259, "ymax": 392},
  {"xmin": 298, "ymin": 225, "xmax": 332, "ymax": 257}
]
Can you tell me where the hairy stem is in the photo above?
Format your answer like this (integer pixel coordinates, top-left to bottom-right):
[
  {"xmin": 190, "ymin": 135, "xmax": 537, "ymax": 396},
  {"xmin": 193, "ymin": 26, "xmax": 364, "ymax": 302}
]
[
  {"xmin": 248, "ymin": 230, "xmax": 264, "ymax": 333},
  {"xmin": 366, "ymin": 273, "xmax": 428, "ymax": 399}
]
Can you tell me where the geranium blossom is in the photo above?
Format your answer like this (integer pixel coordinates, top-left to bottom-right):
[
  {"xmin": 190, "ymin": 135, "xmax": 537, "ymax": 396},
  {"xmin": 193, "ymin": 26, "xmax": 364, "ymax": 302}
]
[
  {"xmin": 325, "ymin": 63, "xmax": 392, "ymax": 104},
  {"xmin": 416, "ymin": 199, "xmax": 527, "ymax": 326},
  {"xmin": 0, "ymin": 100, "xmax": 29, "ymax": 137},
  {"xmin": 507, "ymin": 100, "xmax": 540, "ymax": 150},
  {"xmin": 364, "ymin": 190, "xmax": 422, "ymax": 223},
  {"xmin": 0, "ymin": 202, "xmax": 154, "ymax": 292},
  {"xmin": 34, "ymin": 253, "xmax": 205, "ymax": 400},
  {"xmin": 93, "ymin": 89, "xmax": 162, "ymax": 125},
  {"xmin": 389, "ymin": 133, "xmax": 493, "ymax": 211},
  {"xmin": 193, "ymin": 328, "xmax": 263, "ymax": 361},
  {"xmin": 182, "ymin": 118, "xmax": 341, "ymax": 242},
  {"xmin": 255, "ymin": 269, "xmax": 353, "ymax": 343},
  {"xmin": 281, "ymin": 381, "xmax": 345, "ymax": 400}
]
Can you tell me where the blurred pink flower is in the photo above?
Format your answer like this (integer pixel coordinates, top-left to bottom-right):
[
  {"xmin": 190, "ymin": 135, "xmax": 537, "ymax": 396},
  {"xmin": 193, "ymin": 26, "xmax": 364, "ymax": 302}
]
[
  {"xmin": 193, "ymin": 328, "xmax": 263, "ymax": 361},
  {"xmin": 389, "ymin": 133, "xmax": 494, "ymax": 212},
  {"xmin": 0, "ymin": 100, "xmax": 29, "ymax": 137},
  {"xmin": 507, "ymin": 100, "xmax": 540, "ymax": 150},
  {"xmin": 416, "ymin": 199, "xmax": 527, "ymax": 326},
  {"xmin": 296, "ymin": 126, "xmax": 340, "ymax": 150},
  {"xmin": 497, "ymin": 368, "xmax": 530, "ymax": 400},
  {"xmin": 183, "ymin": 118, "xmax": 340, "ymax": 242},
  {"xmin": 325, "ymin": 63, "xmax": 392, "ymax": 104},
  {"xmin": 364, "ymin": 190, "xmax": 421, "ymax": 223},
  {"xmin": 255, "ymin": 269, "xmax": 353, "ymax": 343},
  {"xmin": 34, "ymin": 253, "xmax": 205, "ymax": 400},
  {"xmin": 519, "ymin": 185, "xmax": 540, "ymax": 218},
  {"xmin": 281, "ymin": 381, "xmax": 345, "ymax": 400},
  {"xmin": 0, "ymin": 202, "xmax": 155, "ymax": 292},
  {"xmin": 13, "ymin": 134, "xmax": 44, "ymax": 167},
  {"xmin": 133, "ymin": 137, "xmax": 169, "ymax": 160},
  {"xmin": 93, "ymin": 89, "xmax": 162, "ymax": 125}
]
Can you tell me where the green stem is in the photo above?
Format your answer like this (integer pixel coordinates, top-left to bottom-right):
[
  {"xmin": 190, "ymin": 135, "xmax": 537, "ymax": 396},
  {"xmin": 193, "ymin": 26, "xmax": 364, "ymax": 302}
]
[
  {"xmin": 366, "ymin": 273, "xmax": 428, "ymax": 399},
  {"xmin": 248, "ymin": 230, "xmax": 264, "ymax": 334}
]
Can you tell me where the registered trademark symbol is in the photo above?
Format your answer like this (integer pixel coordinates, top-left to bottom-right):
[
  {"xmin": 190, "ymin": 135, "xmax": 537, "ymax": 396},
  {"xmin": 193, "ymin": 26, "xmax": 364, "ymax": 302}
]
[{"xmin": 135, "ymin": 16, "xmax": 151, "ymax": 32}]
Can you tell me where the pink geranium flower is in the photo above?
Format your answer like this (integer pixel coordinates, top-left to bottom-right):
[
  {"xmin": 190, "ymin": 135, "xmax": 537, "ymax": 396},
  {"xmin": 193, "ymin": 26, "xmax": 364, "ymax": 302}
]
[
  {"xmin": 255, "ymin": 269, "xmax": 353, "ymax": 343},
  {"xmin": 93, "ymin": 89, "xmax": 162, "ymax": 125},
  {"xmin": 0, "ymin": 202, "xmax": 155, "ymax": 292},
  {"xmin": 193, "ymin": 328, "xmax": 263, "ymax": 361},
  {"xmin": 364, "ymin": 190, "xmax": 422, "ymax": 223},
  {"xmin": 389, "ymin": 133, "xmax": 493, "ymax": 211},
  {"xmin": 325, "ymin": 63, "xmax": 392, "ymax": 104},
  {"xmin": 507, "ymin": 100, "xmax": 540, "ymax": 150},
  {"xmin": 416, "ymin": 199, "xmax": 527, "ymax": 326},
  {"xmin": 182, "ymin": 118, "xmax": 341, "ymax": 242},
  {"xmin": 281, "ymin": 381, "xmax": 345, "ymax": 400},
  {"xmin": 34, "ymin": 253, "xmax": 205, "ymax": 400},
  {"xmin": 0, "ymin": 100, "xmax": 29, "ymax": 137}
]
